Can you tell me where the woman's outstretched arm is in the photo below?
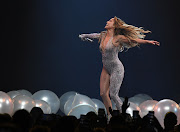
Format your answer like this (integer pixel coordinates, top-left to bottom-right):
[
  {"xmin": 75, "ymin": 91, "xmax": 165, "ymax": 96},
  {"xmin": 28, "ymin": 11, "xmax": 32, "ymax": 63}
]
[
  {"xmin": 79, "ymin": 33, "xmax": 100, "ymax": 42},
  {"xmin": 134, "ymin": 38, "xmax": 160, "ymax": 46},
  {"xmin": 117, "ymin": 35, "xmax": 160, "ymax": 46}
]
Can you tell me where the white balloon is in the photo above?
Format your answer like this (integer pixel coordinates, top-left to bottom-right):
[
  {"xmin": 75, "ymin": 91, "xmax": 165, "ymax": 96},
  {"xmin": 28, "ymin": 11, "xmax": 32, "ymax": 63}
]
[
  {"xmin": 92, "ymin": 98, "xmax": 106, "ymax": 114},
  {"xmin": 153, "ymin": 99, "xmax": 180, "ymax": 128},
  {"xmin": 134, "ymin": 93, "xmax": 153, "ymax": 101},
  {"xmin": 126, "ymin": 101, "xmax": 141, "ymax": 117},
  {"xmin": 34, "ymin": 100, "xmax": 51, "ymax": 114},
  {"xmin": 17, "ymin": 89, "xmax": 32, "ymax": 97},
  {"xmin": 129, "ymin": 96, "xmax": 145, "ymax": 106},
  {"xmin": 64, "ymin": 95, "xmax": 75, "ymax": 115},
  {"xmin": 64, "ymin": 94, "xmax": 97, "ymax": 116},
  {"xmin": 7, "ymin": 91, "xmax": 21, "ymax": 99},
  {"xmin": 59, "ymin": 91, "xmax": 78, "ymax": 113},
  {"xmin": 68, "ymin": 105, "xmax": 97, "ymax": 119},
  {"xmin": 0, "ymin": 91, "xmax": 14, "ymax": 116},
  {"xmin": 139, "ymin": 100, "xmax": 158, "ymax": 117},
  {"xmin": 13, "ymin": 95, "xmax": 35, "ymax": 113},
  {"xmin": 32, "ymin": 90, "xmax": 60, "ymax": 114}
]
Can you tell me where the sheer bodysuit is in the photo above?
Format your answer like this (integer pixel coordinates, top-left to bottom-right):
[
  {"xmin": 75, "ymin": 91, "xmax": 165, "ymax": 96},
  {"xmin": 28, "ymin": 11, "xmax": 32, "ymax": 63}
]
[{"xmin": 80, "ymin": 32, "xmax": 124, "ymax": 110}]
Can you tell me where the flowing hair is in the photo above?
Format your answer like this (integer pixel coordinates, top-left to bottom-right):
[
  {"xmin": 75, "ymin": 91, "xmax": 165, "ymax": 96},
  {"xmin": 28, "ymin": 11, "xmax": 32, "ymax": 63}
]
[
  {"xmin": 99, "ymin": 16, "xmax": 151, "ymax": 51},
  {"xmin": 113, "ymin": 16, "xmax": 151, "ymax": 49}
]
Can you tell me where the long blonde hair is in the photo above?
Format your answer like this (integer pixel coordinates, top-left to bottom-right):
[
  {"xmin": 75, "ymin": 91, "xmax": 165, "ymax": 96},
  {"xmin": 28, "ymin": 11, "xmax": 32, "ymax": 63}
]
[{"xmin": 99, "ymin": 16, "xmax": 151, "ymax": 50}]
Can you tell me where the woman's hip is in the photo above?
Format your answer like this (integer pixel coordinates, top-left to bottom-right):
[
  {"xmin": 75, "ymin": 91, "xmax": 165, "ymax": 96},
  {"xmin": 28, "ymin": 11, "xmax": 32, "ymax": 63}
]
[{"xmin": 103, "ymin": 62, "xmax": 124, "ymax": 74}]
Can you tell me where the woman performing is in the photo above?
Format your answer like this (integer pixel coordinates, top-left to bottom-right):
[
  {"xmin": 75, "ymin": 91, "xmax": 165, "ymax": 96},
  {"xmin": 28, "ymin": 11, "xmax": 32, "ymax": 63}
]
[{"xmin": 79, "ymin": 16, "xmax": 160, "ymax": 118}]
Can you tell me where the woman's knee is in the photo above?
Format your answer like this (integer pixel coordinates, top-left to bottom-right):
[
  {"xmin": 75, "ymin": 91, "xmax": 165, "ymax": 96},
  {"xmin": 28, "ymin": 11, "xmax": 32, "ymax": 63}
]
[{"xmin": 100, "ymin": 91, "xmax": 109, "ymax": 98}]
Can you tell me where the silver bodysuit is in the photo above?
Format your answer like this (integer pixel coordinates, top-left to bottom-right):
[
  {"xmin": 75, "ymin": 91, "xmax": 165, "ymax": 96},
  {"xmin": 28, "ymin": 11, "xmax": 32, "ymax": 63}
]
[
  {"xmin": 99, "ymin": 36, "xmax": 124, "ymax": 110},
  {"xmin": 80, "ymin": 32, "xmax": 125, "ymax": 110}
]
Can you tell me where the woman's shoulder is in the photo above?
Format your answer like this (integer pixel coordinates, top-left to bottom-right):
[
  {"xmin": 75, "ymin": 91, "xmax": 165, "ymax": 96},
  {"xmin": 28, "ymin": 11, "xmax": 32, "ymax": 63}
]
[
  {"xmin": 98, "ymin": 31, "xmax": 107, "ymax": 42},
  {"xmin": 99, "ymin": 31, "xmax": 107, "ymax": 39},
  {"xmin": 100, "ymin": 30, "xmax": 107, "ymax": 35}
]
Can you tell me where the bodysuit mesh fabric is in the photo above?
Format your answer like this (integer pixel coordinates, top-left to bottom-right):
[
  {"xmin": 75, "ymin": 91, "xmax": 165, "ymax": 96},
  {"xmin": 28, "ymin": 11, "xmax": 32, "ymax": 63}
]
[{"xmin": 82, "ymin": 32, "xmax": 125, "ymax": 110}]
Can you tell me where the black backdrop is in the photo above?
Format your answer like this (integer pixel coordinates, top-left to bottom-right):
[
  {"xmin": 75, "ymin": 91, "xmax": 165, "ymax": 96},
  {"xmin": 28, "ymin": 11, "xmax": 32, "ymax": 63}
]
[{"xmin": 2, "ymin": 0, "xmax": 180, "ymax": 104}]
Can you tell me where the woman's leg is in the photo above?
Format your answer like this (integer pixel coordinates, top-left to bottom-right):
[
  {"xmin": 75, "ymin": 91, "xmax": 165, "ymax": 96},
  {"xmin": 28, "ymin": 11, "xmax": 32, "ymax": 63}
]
[
  {"xmin": 109, "ymin": 69, "xmax": 124, "ymax": 111},
  {"xmin": 100, "ymin": 66, "xmax": 112, "ymax": 115}
]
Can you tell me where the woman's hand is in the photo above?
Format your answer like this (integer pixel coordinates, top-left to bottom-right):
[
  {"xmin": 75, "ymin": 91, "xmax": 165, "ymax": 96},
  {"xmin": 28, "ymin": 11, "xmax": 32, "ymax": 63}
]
[
  {"xmin": 147, "ymin": 40, "xmax": 160, "ymax": 46},
  {"xmin": 79, "ymin": 34, "xmax": 93, "ymax": 42},
  {"xmin": 79, "ymin": 34, "xmax": 86, "ymax": 41}
]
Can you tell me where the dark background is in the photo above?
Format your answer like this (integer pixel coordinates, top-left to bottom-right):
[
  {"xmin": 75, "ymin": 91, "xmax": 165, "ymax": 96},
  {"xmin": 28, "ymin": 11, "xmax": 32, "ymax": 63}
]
[{"xmin": 2, "ymin": 0, "xmax": 180, "ymax": 104}]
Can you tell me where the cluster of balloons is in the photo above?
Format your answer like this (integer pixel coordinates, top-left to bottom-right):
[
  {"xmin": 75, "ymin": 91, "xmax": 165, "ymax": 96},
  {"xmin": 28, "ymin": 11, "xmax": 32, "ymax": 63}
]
[
  {"xmin": 0, "ymin": 90, "xmax": 61, "ymax": 115},
  {"xmin": 58, "ymin": 91, "xmax": 180, "ymax": 126},
  {"xmin": 0, "ymin": 90, "xmax": 180, "ymax": 128},
  {"xmin": 122, "ymin": 94, "xmax": 180, "ymax": 128}
]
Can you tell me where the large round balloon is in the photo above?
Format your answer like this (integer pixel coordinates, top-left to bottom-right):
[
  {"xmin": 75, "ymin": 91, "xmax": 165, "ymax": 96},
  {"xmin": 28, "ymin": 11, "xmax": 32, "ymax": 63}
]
[
  {"xmin": 64, "ymin": 95, "xmax": 75, "ymax": 115},
  {"xmin": 0, "ymin": 91, "xmax": 14, "ymax": 116},
  {"xmin": 7, "ymin": 91, "xmax": 21, "ymax": 99},
  {"xmin": 64, "ymin": 94, "xmax": 97, "ymax": 116},
  {"xmin": 129, "ymin": 96, "xmax": 145, "ymax": 106},
  {"xmin": 134, "ymin": 93, "xmax": 153, "ymax": 101},
  {"xmin": 139, "ymin": 100, "xmax": 158, "ymax": 117},
  {"xmin": 13, "ymin": 95, "xmax": 35, "ymax": 113},
  {"xmin": 59, "ymin": 91, "xmax": 78, "ymax": 113},
  {"xmin": 32, "ymin": 90, "xmax": 60, "ymax": 114},
  {"xmin": 153, "ymin": 99, "xmax": 180, "ymax": 128},
  {"xmin": 68, "ymin": 105, "xmax": 97, "ymax": 119},
  {"xmin": 17, "ymin": 89, "xmax": 32, "ymax": 97},
  {"xmin": 126, "ymin": 101, "xmax": 141, "ymax": 117},
  {"xmin": 34, "ymin": 100, "xmax": 51, "ymax": 114},
  {"xmin": 92, "ymin": 98, "xmax": 106, "ymax": 114}
]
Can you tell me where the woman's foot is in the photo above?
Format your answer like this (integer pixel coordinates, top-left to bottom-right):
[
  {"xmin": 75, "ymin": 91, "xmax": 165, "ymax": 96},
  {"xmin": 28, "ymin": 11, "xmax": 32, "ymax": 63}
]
[{"xmin": 107, "ymin": 114, "xmax": 112, "ymax": 124}]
